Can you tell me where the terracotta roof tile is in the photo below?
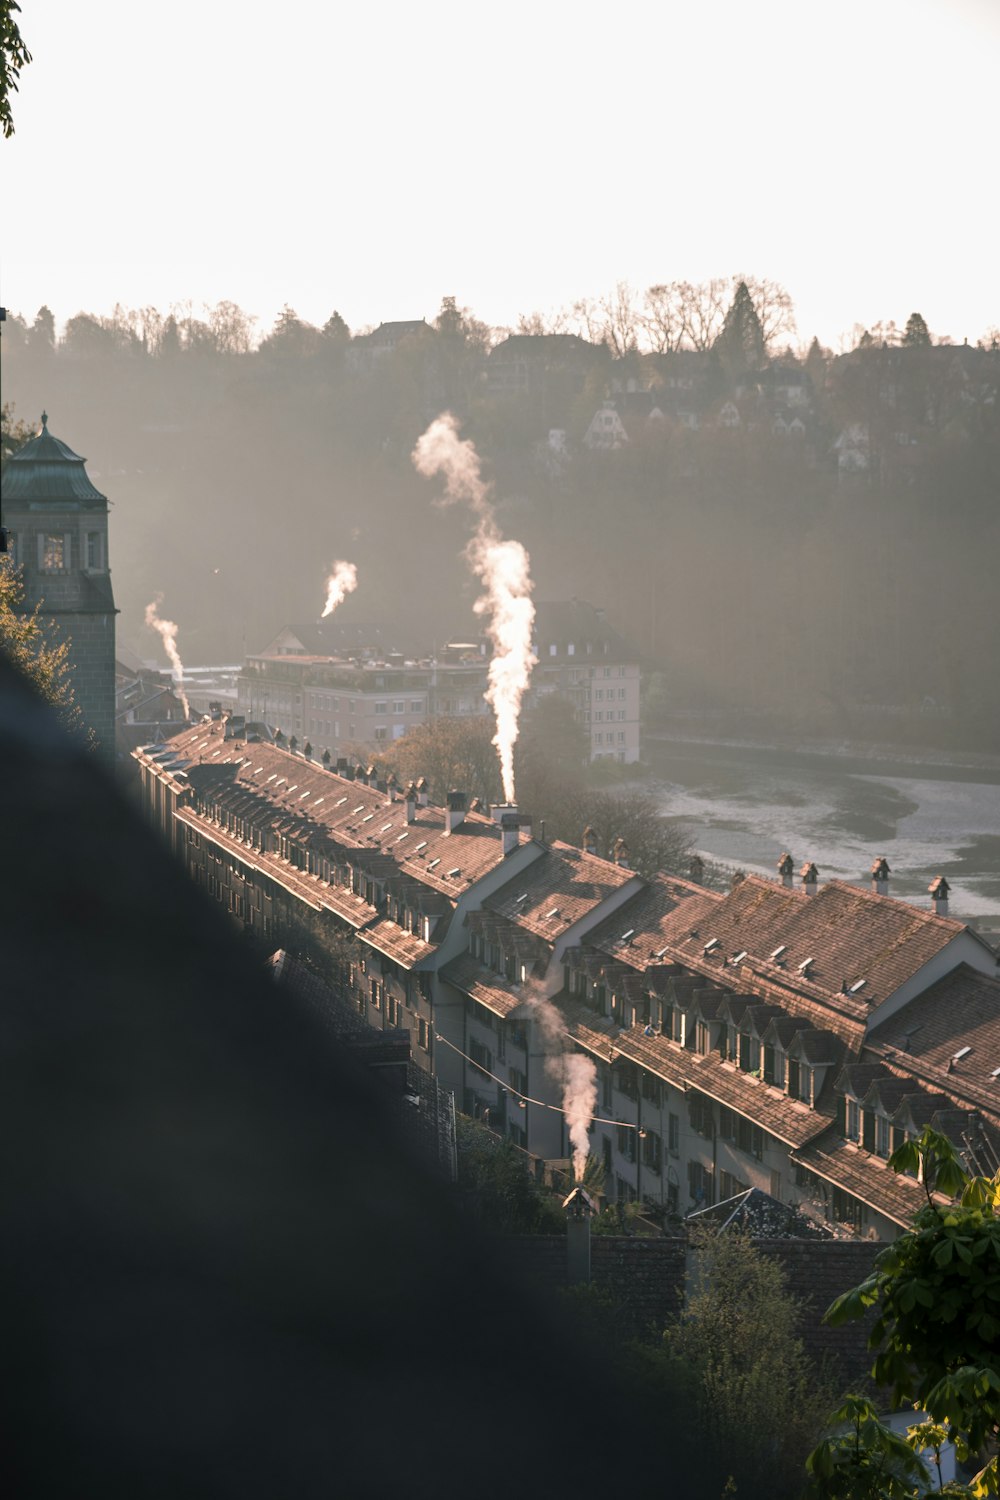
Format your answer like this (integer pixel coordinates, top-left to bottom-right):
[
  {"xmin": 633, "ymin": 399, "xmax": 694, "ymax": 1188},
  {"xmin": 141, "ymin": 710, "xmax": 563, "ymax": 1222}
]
[{"xmin": 485, "ymin": 840, "xmax": 636, "ymax": 938}]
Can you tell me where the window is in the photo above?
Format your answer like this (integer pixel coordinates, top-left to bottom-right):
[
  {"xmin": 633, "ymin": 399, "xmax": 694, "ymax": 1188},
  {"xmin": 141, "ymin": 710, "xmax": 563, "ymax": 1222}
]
[
  {"xmin": 83, "ymin": 531, "xmax": 104, "ymax": 570},
  {"xmin": 374, "ymin": 701, "xmax": 387, "ymax": 714},
  {"xmin": 410, "ymin": 700, "xmax": 423, "ymax": 712},
  {"xmin": 875, "ymin": 1114, "xmax": 890, "ymax": 1157},
  {"xmin": 618, "ymin": 687, "xmax": 627, "ymax": 699},
  {"xmin": 469, "ymin": 1037, "xmax": 493, "ymax": 1078},
  {"xmin": 642, "ymin": 1130, "xmax": 662, "ymax": 1173},
  {"xmin": 719, "ymin": 1170, "xmax": 748, "ymax": 1200},
  {"xmin": 393, "ymin": 701, "xmax": 405, "ymax": 714},
  {"xmin": 616, "ymin": 1123, "xmax": 636, "ymax": 1163},
  {"xmin": 668, "ymin": 1113, "xmax": 680, "ymax": 1156},
  {"xmin": 374, "ymin": 727, "xmax": 387, "ymax": 741},
  {"xmin": 641, "ymin": 1073, "xmax": 662, "ymax": 1107},
  {"xmin": 39, "ymin": 533, "xmax": 68, "ymax": 571},
  {"xmin": 845, "ymin": 1098, "xmax": 860, "ymax": 1141},
  {"xmin": 688, "ymin": 1159, "xmax": 712, "ymax": 1205},
  {"xmin": 689, "ymin": 1096, "xmax": 714, "ymax": 1138}
]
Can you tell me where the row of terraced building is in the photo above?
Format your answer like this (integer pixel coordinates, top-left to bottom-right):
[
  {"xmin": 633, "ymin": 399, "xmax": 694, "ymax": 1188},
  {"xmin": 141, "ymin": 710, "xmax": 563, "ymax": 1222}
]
[{"xmin": 136, "ymin": 718, "xmax": 1000, "ymax": 1241}]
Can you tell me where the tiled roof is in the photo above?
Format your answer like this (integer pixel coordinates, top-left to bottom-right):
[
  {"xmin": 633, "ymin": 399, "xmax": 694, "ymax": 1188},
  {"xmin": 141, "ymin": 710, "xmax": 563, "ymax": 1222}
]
[
  {"xmin": 140, "ymin": 721, "xmax": 523, "ymax": 901},
  {"xmin": 658, "ymin": 874, "xmax": 970, "ymax": 1020},
  {"xmin": 438, "ymin": 953, "xmax": 532, "ymax": 1020},
  {"xmin": 557, "ymin": 996, "xmax": 835, "ymax": 1149},
  {"xmin": 360, "ymin": 917, "xmax": 437, "ymax": 969},
  {"xmin": 485, "ymin": 840, "xmax": 636, "ymax": 938},
  {"xmin": 585, "ymin": 874, "xmax": 721, "ymax": 967},
  {"xmin": 792, "ymin": 1129, "xmax": 930, "ymax": 1228},
  {"xmin": 867, "ymin": 964, "xmax": 1000, "ymax": 1117}
]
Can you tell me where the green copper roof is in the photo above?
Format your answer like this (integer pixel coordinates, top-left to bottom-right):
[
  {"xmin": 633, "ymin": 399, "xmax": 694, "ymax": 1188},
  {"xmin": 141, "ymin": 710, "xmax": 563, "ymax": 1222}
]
[{"xmin": 2, "ymin": 412, "xmax": 108, "ymax": 505}]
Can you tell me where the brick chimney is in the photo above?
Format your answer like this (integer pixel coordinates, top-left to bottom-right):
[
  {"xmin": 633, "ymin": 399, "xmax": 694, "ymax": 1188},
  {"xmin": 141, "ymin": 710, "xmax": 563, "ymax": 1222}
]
[
  {"xmin": 800, "ymin": 862, "xmax": 818, "ymax": 896},
  {"xmin": 404, "ymin": 781, "xmax": 418, "ymax": 824},
  {"xmin": 582, "ymin": 825, "xmax": 598, "ymax": 857},
  {"xmin": 777, "ymin": 852, "xmax": 794, "ymax": 889},
  {"xmin": 871, "ymin": 857, "xmax": 890, "ymax": 897},
  {"xmin": 928, "ymin": 875, "xmax": 950, "ymax": 916},
  {"xmin": 689, "ymin": 854, "xmax": 704, "ymax": 886},
  {"xmin": 445, "ymin": 790, "xmax": 467, "ymax": 834},
  {"xmin": 500, "ymin": 812, "xmax": 520, "ymax": 857},
  {"xmin": 563, "ymin": 1186, "xmax": 596, "ymax": 1285}
]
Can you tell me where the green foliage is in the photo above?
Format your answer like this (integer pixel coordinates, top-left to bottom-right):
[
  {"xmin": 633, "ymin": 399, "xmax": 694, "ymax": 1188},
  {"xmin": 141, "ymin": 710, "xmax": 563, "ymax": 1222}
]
[
  {"xmin": 0, "ymin": 0, "xmax": 30, "ymax": 138},
  {"xmin": 810, "ymin": 1128, "xmax": 1000, "ymax": 1497},
  {"xmin": 0, "ymin": 560, "xmax": 86, "ymax": 739},
  {"xmin": 454, "ymin": 1115, "xmax": 565, "ymax": 1235},
  {"xmin": 904, "ymin": 312, "xmax": 932, "ymax": 348},
  {"xmin": 649, "ymin": 1230, "xmax": 838, "ymax": 1497}
]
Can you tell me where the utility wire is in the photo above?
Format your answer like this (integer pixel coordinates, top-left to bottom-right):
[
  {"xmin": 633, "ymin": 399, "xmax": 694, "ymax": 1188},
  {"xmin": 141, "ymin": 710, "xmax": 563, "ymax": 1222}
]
[{"xmin": 433, "ymin": 1031, "xmax": 640, "ymax": 1131}]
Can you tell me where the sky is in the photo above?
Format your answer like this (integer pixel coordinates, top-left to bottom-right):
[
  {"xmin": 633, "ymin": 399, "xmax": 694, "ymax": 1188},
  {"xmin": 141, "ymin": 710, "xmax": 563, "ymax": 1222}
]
[{"xmin": 2, "ymin": 0, "xmax": 998, "ymax": 349}]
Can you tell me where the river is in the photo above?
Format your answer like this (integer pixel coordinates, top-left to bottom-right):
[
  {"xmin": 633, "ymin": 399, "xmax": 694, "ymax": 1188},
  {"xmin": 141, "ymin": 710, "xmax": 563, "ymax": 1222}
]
[{"xmin": 647, "ymin": 735, "xmax": 1000, "ymax": 924}]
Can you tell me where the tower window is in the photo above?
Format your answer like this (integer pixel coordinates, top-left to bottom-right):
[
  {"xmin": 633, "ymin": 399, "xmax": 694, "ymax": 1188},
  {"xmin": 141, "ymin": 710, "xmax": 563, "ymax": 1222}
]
[
  {"xmin": 86, "ymin": 532, "xmax": 104, "ymax": 570},
  {"xmin": 39, "ymin": 533, "xmax": 69, "ymax": 571}
]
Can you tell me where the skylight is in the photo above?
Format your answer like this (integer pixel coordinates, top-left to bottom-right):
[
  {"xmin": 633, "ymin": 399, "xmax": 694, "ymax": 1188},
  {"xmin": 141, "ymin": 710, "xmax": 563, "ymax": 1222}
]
[
  {"xmin": 770, "ymin": 945, "xmax": 786, "ymax": 961},
  {"xmin": 415, "ymin": 840, "xmax": 428, "ymax": 852},
  {"xmin": 797, "ymin": 956, "xmax": 815, "ymax": 974},
  {"xmin": 621, "ymin": 929, "xmax": 635, "ymax": 943},
  {"xmin": 654, "ymin": 945, "xmax": 669, "ymax": 959},
  {"xmin": 731, "ymin": 950, "xmax": 748, "ymax": 965},
  {"xmin": 353, "ymin": 805, "xmax": 365, "ymax": 814},
  {"xmin": 952, "ymin": 1045, "xmax": 972, "ymax": 1062},
  {"xmin": 362, "ymin": 813, "xmax": 374, "ymax": 823},
  {"xmin": 381, "ymin": 822, "xmax": 393, "ymax": 832},
  {"xmin": 545, "ymin": 908, "xmax": 560, "ymax": 919},
  {"xmin": 703, "ymin": 937, "xmax": 719, "ymax": 953},
  {"xmin": 515, "ymin": 893, "xmax": 528, "ymax": 903},
  {"xmin": 334, "ymin": 796, "xmax": 348, "ymax": 806},
  {"xmin": 849, "ymin": 978, "xmax": 867, "ymax": 994},
  {"xmin": 446, "ymin": 868, "xmax": 460, "ymax": 879},
  {"xmin": 428, "ymin": 858, "xmax": 441, "ymax": 870}
]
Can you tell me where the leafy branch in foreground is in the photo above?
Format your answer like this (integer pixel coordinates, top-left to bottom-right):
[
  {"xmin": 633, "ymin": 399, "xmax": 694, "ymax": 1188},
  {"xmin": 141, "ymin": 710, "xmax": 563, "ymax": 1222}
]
[
  {"xmin": 0, "ymin": 560, "xmax": 86, "ymax": 738},
  {"xmin": 807, "ymin": 1128, "xmax": 1000, "ymax": 1498}
]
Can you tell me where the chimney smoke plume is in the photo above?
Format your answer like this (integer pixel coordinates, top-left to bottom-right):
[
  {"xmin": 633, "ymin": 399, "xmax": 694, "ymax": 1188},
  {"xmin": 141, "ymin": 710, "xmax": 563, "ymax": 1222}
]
[
  {"xmin": 321, "ymin": 559, "xmax": 359, "ymax": 619},
  {"xmin": 526, "ymin": 986, "xmax": 597, "ymax": 1181},
  {"xmin": 412, "ymin": 414, "xmax": 536, "ymax": 804},
  {"xmin": 144, "ymin": 597, "xmax": 190, "ymax": 720}
]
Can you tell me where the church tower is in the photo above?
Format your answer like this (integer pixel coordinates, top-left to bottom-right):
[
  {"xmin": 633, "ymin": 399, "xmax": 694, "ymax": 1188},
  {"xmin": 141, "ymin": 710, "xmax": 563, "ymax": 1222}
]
[{"xmin": 2, "ymin": 413, "xmax": 117, "ymax": 758}]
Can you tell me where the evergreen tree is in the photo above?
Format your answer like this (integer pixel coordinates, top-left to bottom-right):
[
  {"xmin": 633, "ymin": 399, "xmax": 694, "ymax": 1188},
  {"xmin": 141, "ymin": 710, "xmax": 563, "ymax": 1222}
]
[
  {"xmin": 716, "ymin": 280, "xmax": 765, "ymax": 371},
  {"xmin": 903, "ymin": 311, "xmax": 931, "ymax": 347}
]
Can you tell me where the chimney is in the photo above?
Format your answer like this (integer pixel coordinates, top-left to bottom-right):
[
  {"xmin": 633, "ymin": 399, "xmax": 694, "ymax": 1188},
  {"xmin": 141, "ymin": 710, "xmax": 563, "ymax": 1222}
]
[
  {"xmin": 445, "ymin": 790, "xmax": 467, "ymax": 834},
  {"xmin": 404, "ymin": 781, "xmax": 418, "ymax": 825},
  {"xmin": 582, "ymin": 825, "xmax": 598, "ymax": 857},
  {"xmin": 500, "ymin": 812, "xmax": 520, "ymax": 857},
  {"xmin": 354, "ymin": 765, "xmax": 368, "ymax": 787},
  {"xmin": 800, "ymin": 862, "xmax": 819, "ymax": 896},
  {"xmin": 612, "ymin": 838, "xmax": 630, "ymax": 869},
  {"xmin": 469, "ymin": 796, "xmax": 484, "ymax": 813},
  {"xmin": 416, "ymin": 776, "xmax": 429, "ymax": 808},
  {"xmin": 928, "ymin": 875, "xmax": 950, "ymax": 917},
  {"xmin": 336, "ymin": 756, "xmax": 349, "ymax": 776},
  {"xmin": 689, "ymin": 854, "xmax": 704, "ymax": 886},
  {"xmin": 386, "ymin": 773, "xmax": 399, "ymax": 802},
  {"xmin": 777, "ymin": 852, "xmax": 794, "ymax": 889},
  {"xmin": 563, "ymin": 1186, "xmax": 596, "ymax": 1285},
  {"xmin": 871, "ymin": 857, "xmax": 891, "ymax": 897}
]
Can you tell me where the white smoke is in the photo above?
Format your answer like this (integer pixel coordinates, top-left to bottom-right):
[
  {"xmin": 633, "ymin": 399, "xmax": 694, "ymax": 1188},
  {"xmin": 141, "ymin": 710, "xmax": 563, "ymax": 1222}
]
[
  {"xmin": 525, "ymin": 986, "xmax": 598, "ymax": 1181},
  {"xmin": 412, "ymin": 414, "xmax": 536, "ymax": 803},
  {"xmin": 321, "ymin": 559, "xmax": 358, "ymax": 619},
  {"xmin": 144, "ymin": 597, "xmax": 190, "ymax": 720}
]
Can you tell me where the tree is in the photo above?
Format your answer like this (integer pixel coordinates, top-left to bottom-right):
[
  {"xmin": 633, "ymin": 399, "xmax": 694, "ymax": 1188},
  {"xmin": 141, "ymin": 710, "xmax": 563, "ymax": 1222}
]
[
  {"xmin": 807, "ymin": 1128, "xmax": 1000, "ymax": 1498},
  {"xmin": 0, "ymin": 0, "xmax": 30, "ymax": 137},
  {"xmin": 903, "ymin": 312, "xmax": 932, "ymax": 348},
  {"xmin": 322, "ymin": 310, "xmax": 350, "ymax": 343},
  {"xmin": 258, "ymin": 305, "xmax": 321, "ymax": 358},
  {"xmin": 27, "ymin": 304, "xmax": 56, "ymax": 354},
  {"xmin": 716, "ymin": 280, "xmax": 766, "ymax": 372},
  {"xmin": 650, "ymin": 1229, "xmax": 838, "ymax": 1498},
  {"xmin": 642, "ymin": 281, "xmax": 687, "ymax": 353},
  {"xmin": 210, "ymin": 300, "xmax": 256, "ymax": 355},
  {"xmin": 455, "ymin": 1116, "xmax": 565, "ymax": 1234},
  {"xmin": 0, "ymin": 561, "xmax": 85, "ymax": 737},
  {"xmin": 367, "ymin": 715, "xmax": 502, "ymax": 807}
]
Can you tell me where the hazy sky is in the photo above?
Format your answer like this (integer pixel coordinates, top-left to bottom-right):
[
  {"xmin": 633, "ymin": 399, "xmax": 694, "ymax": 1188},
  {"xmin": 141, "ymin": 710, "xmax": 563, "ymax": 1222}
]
[{"xmin": 2, "ymin": 0, "xmax": 997, "ymax": 348}]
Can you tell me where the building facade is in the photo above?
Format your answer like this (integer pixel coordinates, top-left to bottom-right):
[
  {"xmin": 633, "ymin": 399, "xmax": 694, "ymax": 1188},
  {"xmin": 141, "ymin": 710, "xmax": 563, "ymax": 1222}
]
[
  {"xmin": 2, "ymin": 413, "xmax": 117, "ymax": 757},
  {"xmin": 137, "ymin": 718, "xmax": 1000, "ymax": 1241},
  {"xmin": 236, "ymin": 600, "xmax": 642, "ymax": 765}
]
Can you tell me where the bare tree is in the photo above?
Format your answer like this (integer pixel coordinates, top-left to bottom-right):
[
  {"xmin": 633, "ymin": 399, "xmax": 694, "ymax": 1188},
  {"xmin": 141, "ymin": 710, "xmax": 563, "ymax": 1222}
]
[
  {"xmin": 642, "ymin": 282, "xmax": 687, "ymax": 353},
  {"xmin": 735, "ymin": 275, "xmax": 797, "ymax": 351},
  {"xmin": 677, "ymin": 279, "xmax": 730, "ymax": 350},
  {"xmin": 210, "ymin": 300, "xmax": 257, "ymax": 355}
]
